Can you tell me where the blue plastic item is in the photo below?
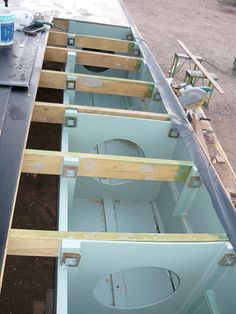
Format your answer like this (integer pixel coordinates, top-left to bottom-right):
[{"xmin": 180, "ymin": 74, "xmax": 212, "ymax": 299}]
[{"xmin": 0, "ymin": 10, "xmax": 15, "ymax": 46}]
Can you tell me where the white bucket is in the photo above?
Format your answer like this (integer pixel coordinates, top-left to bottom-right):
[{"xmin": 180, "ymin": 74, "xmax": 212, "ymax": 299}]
[{"xmin": 0, "ymin": 10, "xmax": 15, "ymax": 46}]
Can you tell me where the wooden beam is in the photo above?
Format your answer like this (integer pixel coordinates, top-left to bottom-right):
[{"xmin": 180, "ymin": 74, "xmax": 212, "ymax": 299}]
[
  {"xmin": 48, "ymin": 31, "xmax": 136, "ymax": 53},
  {"xmin": 45, "ymin": 46, "xmax": 143, "ymax": 71},
  {"xmin": 200, "ymin": 119, "xmax": 236, "ymax": 207},
  {"xmin": 52, "ymin": 18, "xmax": 69, "ymax": 32},
  {"xmin": 39, "ymin": 70, "xmax": 154, "ymax": 98},
  {"xmin": 8, "ymin": 229, "xmax": 227, "ymax": 257},
  {"xmin": 177, "ymin": 40, "xmax": 225, "ymax": 94},
  {"xmin": 22, "ymin": 149, "xmax": 193, "ymax": 182},
  {"xmin": 192, "ymin": 114, "xmax": 210, "ymax": 159},
  {"xmin": 32, "ymin": 102, "xmax": 170, "ymax": 124}
]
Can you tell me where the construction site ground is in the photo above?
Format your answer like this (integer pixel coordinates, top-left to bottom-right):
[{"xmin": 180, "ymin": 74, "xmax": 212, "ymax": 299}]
[{"xmin": 0, "ymin": 0, "xmax": 235, "ymax": 313}]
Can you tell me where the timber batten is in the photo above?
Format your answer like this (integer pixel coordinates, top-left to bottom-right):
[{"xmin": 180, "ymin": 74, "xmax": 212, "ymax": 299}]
[
  {"xmin": 48, "ymin": 31, "xmax": 136, "ymax": 53},
  {"xmin": 39, "ymin": 70, "xmax": 155, "ymax": 97},
  {"xmin": 8, "ymin": 229, "xmax": 228, "ymax": 257}
]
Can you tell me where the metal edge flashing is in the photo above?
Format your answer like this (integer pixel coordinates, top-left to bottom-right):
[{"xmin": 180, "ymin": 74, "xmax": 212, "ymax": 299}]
[{"xmin": 118, "ymin": 0, "xmax": 236, "ymax": 250}]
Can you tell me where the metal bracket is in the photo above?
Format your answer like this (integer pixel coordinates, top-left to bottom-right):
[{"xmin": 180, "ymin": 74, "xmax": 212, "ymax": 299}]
[
  {"xmin": 61, "ymin": 252, "xmax": 81, "ymax": 267},
  {"xmin": 152, "ymin": 91, "xmax": 162, "ymax": 101},
  {"xmin": 218, "ymin": 253, "xmax": 236, "ymax": 266},
  {"xmin": 64, "ymin": 109, "xmax": 78, "ymax": 128},
  {"xmin": 168, "ymin": 128, "xmax": 179, "ymax": 138},
  {"xmin": 62, "ymin": 156, "xmax": 80, "ymax": 178},
  {"xmin": 67, "ymin": 33, "xmax": 76, "ymax": 47},
  {"xmin": 133, "ymin": 47, "xmax": 140, "ymax": 56},
  {"xmin": 61, "ymin": 239, "xmax": 82, "ymax": 267},
  {"xmin": 126, "ymin": 34, "xmax": 133, "ymax": 41},
  {"xmin": 65, "ymin": 116, "xmax": 77, "ymax": 127},
  {"xmin": 66, "ymin": 75, "xmax": 77, "ymax": 90},
  {"xmin": 187, "ymin": 176, "xmax": 202, "ymax": 188}
]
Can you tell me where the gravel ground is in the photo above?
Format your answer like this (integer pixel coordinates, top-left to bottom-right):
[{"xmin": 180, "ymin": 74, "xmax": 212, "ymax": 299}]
[{"xmin": 124, "ymin": 0, "xmax": 236, "ymax": 172}]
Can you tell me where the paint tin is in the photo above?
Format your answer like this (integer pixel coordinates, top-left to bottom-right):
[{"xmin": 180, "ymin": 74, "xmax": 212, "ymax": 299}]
[{"xmin": 0, "ymin": 10, "xmax": 15, "ymax": 46}]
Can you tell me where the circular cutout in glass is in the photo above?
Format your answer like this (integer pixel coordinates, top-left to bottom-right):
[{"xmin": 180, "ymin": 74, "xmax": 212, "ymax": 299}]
[
  {"xmin": 94, "ymin": 266, "xmax": 180, "ymax": 309},
  {"xmin": 92, "ymin": 139, "xmax": 145, "ymax": 185}
]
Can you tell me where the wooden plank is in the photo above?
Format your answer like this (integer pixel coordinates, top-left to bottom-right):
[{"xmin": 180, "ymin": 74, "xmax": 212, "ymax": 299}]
[
  {"xmin": 22, "ymin": 149, "xmax": 193, "ymax": 182},
  {"xmin": 45, "ymin": 46, "xmax": 143, "ymax": 71},
  {"xmin": 32, "ymin": 101, "xmax": 170, "ymax": 124},
  {"xmin": 39, "ymin": 70, "xmax": 154, "ymax": 98},
  {"xmin": 48, "ymin": 31, "xmax": 135, "ymax": 53},
  {"xmin": 200, "ymin": 119, "xmax": 236, "ymax": 206},
  {"xmin": 7, "ymin": 229, "xmax": 228, "ymax": 257},
  {"xmin": 192, "ymin": 114, "xmax": 210, "ymax": 159},
  {"xmin": 177, "ymin": 40, "xmax": 225, "ymax": 94},
  {"xmin": 47, "ymin": 31, "xmax": 67, "ymax": 46},
  {"xmin": 52, "ymin": 18, "xmax": 69, "ymax": 32}
]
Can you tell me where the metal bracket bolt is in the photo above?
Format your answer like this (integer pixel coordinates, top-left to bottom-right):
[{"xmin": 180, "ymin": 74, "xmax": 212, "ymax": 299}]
[
  {"xmin": 62, "ymin": 156, "xmax": 80, "ymax": 178},
  {"xmin": 66, "ymin": 75, "xmax": 77, "ymax": 90},
  {"xmin": 61, "ymin": 252, "xmax": 81, "ymax": 267},
  {"xmin": 65, "ymin": 116, "xmax": 77, "ymax": 128},
  {"xmin": 64, "ymin": 109, "xmax": 78, "ymax": 128},
  {"xmin": 67, "ymin": 33, "xmax": 76, "ymax": 47},
  {"xmin": 187, "ymin": 176, "xmax": 202, "ymax": 188},
  {"xmin": 133, "ymin": 47, "xmax": 140, "ymax": 56},
  {"xmin": 152, "ymin": 91, "xmax": 162, "ymax": 101},
  {"xmin": 126, "ymin": 34, "xmax": 133, "ymax": 41},
  {"xmin": 219, "ymin": 253, "xmax": 236, "ymax": 266},
  {"xmin": 168, "ymin": 128, "xmax": 179, "ymax": 138}
]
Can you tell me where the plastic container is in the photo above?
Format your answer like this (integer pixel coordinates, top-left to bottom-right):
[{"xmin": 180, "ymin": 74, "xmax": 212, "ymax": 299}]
[{"xmin": 0, "ymin": 10, "xmax": 15, "ymax": 46}]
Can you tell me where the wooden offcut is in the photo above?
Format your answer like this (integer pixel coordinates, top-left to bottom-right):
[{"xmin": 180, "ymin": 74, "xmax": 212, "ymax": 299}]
[{"xmin": 22, "ymin": 149, "xmax": 193, "ymax": 182}]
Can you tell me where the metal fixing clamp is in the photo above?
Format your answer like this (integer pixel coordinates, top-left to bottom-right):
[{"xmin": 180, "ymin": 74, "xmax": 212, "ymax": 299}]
[
  {"xmin": 62, "ymin": 156, "xmax": 80, "ymax": 178},
  {"xmin": 219, "ymin": 253, "xmax": 236, "ymax": 266},
  {"xmin": 64, "ymin": 109, "xmax": 78, "ymax": 128},
  {"xmin": 66, "ymin": 75, "xmax": 77, "ymax": 91},
  {"xmin": 67, "ymin": 33, "xmax": 76, "ymax": 47},
  {"xmin": 152, "ymin": 87, "xmax": 162, "ymax": 102},
  {"xmin": 168, "ymin": 128, "xmax": 179, "ymax": 139},
  {"xmin": 61, "ymin": 239, "xmax": 81, "ymax": 267},
  {"xmin": 187, "ymin": 166, "xmax": 202, "ymax": 188},
  {"xmin": 187, "ymin": 176, "xmax": 202, "ymax": 188}
]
